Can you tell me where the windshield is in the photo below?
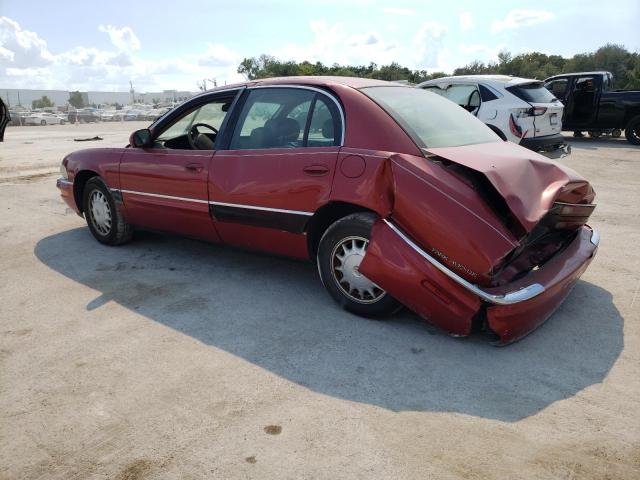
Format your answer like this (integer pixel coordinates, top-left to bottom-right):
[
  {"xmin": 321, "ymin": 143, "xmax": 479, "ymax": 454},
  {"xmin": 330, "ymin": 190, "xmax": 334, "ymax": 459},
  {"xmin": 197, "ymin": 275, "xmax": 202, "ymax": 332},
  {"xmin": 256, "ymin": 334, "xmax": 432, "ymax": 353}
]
[
  {"xmin": 507, "ymin": 83, "xmax": 557, "ymax": 103},
  {"xmin": 360, "ymin": 86, "xmax": 500, "ymax": 148}
]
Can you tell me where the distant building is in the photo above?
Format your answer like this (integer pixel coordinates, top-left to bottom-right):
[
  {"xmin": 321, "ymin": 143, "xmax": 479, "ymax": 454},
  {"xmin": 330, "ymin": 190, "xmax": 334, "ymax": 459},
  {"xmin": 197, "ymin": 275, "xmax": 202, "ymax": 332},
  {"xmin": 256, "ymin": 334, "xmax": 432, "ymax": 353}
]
[{"xmin": 0, "ymin": 88, "xmax": 197, "ymax": 109}]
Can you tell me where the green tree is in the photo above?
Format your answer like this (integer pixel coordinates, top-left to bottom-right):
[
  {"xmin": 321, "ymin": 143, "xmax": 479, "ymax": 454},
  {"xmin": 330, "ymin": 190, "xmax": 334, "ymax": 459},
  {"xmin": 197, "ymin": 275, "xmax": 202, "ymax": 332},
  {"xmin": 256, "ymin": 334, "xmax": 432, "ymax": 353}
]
[
  {"xmin": 31, "ymin": 95, "xmax": 54, "ymax": 109},
  {"xmin": 68, "ymin": 91, "xmax": 85, "ymax": 108}
]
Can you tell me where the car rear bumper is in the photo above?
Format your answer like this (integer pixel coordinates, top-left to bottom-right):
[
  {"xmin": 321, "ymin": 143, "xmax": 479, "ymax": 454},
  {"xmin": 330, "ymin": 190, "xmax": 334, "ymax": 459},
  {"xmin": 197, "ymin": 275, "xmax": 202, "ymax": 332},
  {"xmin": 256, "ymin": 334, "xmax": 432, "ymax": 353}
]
[
  {"xmin": 359, "ymin": 220, "xmax": 598, "ymax": 345},
  {"xmin": 520, "ymin": 133, "xmax": 569, "ymax": 156},
  {"xmin": 56, "ymin": 177, "xmax": 80, "ymax": 214}
]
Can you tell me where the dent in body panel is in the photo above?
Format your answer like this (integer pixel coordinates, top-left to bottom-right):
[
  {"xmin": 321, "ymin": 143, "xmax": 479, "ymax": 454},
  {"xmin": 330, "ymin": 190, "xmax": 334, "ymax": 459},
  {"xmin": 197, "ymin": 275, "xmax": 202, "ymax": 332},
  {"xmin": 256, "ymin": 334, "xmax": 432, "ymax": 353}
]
[{"xmin": 388, "ymin": 153, "xmax": 517, "ymax": 285}]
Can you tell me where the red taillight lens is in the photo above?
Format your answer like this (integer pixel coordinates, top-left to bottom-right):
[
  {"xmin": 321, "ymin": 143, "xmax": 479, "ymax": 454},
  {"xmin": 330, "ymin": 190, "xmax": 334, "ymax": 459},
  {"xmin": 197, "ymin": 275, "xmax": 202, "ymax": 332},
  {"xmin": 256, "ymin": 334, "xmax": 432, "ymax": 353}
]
[
  {"xmin": 550, "ymin": 202, "xmax": 596, "ymax": 230},
  {"xmin": 509, "ymin": 114, "xmax": 523, "ymax": 138}
]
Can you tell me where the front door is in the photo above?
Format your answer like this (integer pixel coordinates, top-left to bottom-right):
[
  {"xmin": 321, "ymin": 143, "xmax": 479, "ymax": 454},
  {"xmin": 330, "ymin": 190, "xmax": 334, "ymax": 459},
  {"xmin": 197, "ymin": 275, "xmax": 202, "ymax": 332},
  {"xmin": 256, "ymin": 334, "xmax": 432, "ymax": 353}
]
[
  {"xmin": 119, "ymin": 91, "xmax": 238, "ymax": 241},
  {"xmin": 209, "ymin": 86, "xmax": 343, "ymax": 258}
]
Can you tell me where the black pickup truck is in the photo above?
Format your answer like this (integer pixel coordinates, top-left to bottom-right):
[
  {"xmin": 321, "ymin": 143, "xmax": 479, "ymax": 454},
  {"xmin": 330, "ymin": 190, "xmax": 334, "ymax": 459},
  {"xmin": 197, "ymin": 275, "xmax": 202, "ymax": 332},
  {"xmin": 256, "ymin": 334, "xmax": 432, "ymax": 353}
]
[
  {"xmin": 544, "ymin": 71, "xmax": 640, "ymax": 145},
  {"xmin": 0, "ymin": 98, "xmax": 9, "ymax": 141}
]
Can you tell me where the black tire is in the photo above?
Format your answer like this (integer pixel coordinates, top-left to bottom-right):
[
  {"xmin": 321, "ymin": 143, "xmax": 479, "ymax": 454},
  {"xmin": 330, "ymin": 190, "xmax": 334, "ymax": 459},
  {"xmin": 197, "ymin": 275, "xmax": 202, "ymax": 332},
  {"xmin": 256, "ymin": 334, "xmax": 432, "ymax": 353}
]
[
  {"xmin": 625, "ymin": 116, "xmax": 640, "ymax": 145},
  {"xmin": 60, "ymin": 120, "xmax": 65, "ymax": 125},
  {"xmin": 486, "ymin": 124, "xmax": 507, "ymax": 141},
  {"xmin": 40, "ymin": 120, "xmax": 46, "ymax": 126},
  {"xmin": 588, "ymin": 130, "xmax": 601, "ymax": 139},
  {"xmin": 611, "ymin": 128, "xmax": 621, "ymax": 138},
  {"xmin": 82, "ymin": 177, "xmax": 133, "ymax": 246},
  {"xmin": 317, "ymin": 212, "xmax": 400, "ymax": 318}
]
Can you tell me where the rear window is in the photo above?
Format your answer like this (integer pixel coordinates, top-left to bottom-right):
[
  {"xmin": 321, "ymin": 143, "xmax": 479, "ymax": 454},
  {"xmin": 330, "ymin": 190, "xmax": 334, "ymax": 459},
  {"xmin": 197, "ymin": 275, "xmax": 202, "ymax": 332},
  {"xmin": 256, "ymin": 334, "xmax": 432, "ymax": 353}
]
[
  {"xmin": 360, "ymin": 86, "xmax": 500, "ymax": 149},
  {"xmin": 507, "ymin": 83, "xmax": 557, "ymax": 103}
]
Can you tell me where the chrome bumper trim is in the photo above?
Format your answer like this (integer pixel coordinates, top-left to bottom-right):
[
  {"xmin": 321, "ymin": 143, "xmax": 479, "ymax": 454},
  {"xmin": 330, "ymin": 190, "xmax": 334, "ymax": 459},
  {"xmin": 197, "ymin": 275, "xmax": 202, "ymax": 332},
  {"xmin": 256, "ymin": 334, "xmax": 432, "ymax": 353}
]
[
  {"xmin": 590, "ymin": 228, "xmax": 600, "ymax": 246},
  {"xmin": 56, "ymin": 177, "xmax": 73, "ymax": 187},
  {"xmin": 383, "ymin": 219, "xmax": 545, "ymax": 305}
]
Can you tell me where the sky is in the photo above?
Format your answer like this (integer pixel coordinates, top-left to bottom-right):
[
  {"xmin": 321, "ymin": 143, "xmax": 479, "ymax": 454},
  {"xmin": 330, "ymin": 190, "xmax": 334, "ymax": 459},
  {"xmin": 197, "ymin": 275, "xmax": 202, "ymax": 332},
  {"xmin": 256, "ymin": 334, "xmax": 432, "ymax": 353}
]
[{"xmin": 1, "ymin": 0, "xmax": 638, "ymax": 92}]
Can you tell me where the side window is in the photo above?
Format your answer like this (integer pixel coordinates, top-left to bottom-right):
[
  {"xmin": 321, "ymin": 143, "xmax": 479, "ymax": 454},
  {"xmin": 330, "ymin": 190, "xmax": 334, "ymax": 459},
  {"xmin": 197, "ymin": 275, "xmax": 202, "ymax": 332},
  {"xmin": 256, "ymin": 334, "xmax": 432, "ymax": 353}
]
[
  {"xmin": 229, "ymin": 88, "xmax": 340, "ymax": 150},
  {"xmin": 156, "ymin": 96, "xmax": 234, "ymax": 149},
  {"xmin": 545, "ymin": 79, "xmax": 568, "ymax": 99},
  {"xmin": 307, "ymin": 97, "xmax": 339, "ymax": 147},
  {"xmin": 478, "ymin": 84, "xmax": 499, "ymax": 102},
  {"xmin": 443, "ymin": 85, "xmax": 479, "ymax": 106},
  {"xmin": 422, "ymin": 86, "xmax": 448, "ymax": 98}
]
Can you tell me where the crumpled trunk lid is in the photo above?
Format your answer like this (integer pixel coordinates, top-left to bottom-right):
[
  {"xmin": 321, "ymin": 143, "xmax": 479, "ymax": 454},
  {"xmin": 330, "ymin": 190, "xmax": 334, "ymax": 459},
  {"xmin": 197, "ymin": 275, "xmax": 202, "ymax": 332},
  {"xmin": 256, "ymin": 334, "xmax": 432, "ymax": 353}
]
[{"xmin": 425, "ymin": 141, "xmax": 592, "ymax": 234}]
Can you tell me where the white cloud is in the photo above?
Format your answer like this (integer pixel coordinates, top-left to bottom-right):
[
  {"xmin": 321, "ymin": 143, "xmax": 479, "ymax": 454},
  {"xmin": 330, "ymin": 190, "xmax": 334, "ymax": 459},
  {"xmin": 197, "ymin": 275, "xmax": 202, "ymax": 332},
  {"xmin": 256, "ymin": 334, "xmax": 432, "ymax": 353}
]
[
  {"xmin": 0, "ymin": 17, "xmax": 244, "ymax": 92},
  {"xmin": 491, "ymin": 10, "xmax": 555, "ymax": 33},
  {"xmin": 382, "ymin": 7, "xmax": 415, "ymax": 15},
  {"xmin": 274, "ymin": 20, "xmax": 400, "ymax": 66},
  {"xmin": 414, "ymin": 22, "xmax": 448, "ymax": 69},
  {"xmin": 0, "ymin": 16, "xmax": 54, "ymax": 68},
  {"xmin": 98, "ymin": 24, "xmax": 141, "ymax": 51},
  {"xmin": 459, "ymin": 12, "xmax": 475, "ymax": 31}
]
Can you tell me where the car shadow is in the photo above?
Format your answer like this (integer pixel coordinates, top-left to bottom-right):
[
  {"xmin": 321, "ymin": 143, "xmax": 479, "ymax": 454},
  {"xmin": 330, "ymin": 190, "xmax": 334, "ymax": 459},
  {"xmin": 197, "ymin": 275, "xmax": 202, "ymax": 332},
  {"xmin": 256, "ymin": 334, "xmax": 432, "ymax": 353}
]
[{"xmin": 35, "ymin": 228, "xmax": 623, "ymax": 422}]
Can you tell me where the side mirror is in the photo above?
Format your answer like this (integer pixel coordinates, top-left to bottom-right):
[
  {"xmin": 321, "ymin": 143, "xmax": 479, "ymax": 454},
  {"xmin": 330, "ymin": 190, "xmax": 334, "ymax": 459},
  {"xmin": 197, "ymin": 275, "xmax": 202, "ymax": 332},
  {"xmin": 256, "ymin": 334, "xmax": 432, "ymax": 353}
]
[{"xmin": 129, "ymin": 128, "xmax": 152, "ymax": 148}]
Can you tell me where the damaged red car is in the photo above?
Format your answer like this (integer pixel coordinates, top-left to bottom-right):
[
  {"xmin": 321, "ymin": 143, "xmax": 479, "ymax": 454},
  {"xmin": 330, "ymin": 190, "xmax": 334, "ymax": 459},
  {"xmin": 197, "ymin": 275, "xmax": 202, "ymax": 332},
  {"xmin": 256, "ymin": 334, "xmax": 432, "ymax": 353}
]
[{"xmin": 56, "ymin": 77, "xmax": 599, "ymax": 344}]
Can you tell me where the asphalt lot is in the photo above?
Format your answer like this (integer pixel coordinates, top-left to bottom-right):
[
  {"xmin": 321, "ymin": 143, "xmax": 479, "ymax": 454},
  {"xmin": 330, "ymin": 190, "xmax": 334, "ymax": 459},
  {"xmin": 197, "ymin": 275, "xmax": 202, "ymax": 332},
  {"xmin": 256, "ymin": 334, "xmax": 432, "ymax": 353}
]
[{"xmin": 1, "ymin": 123, "xmax": 639, "ymax": 479}]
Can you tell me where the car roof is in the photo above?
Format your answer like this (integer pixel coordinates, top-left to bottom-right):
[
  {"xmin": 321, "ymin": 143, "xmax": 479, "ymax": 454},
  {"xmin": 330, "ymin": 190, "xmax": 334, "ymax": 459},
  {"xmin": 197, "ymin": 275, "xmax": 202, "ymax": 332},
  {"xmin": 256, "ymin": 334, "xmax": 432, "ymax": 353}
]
[
  {"xmin": 545, "ymin": 71, "xmax": 610, "ymax": 80},
  {"xmin": 194, "ymin": 76, "xmax": 397, "ymax": 99},
  {"xmin": 418, "ymin": 75, "xmax": 541, "ymax": 87}
]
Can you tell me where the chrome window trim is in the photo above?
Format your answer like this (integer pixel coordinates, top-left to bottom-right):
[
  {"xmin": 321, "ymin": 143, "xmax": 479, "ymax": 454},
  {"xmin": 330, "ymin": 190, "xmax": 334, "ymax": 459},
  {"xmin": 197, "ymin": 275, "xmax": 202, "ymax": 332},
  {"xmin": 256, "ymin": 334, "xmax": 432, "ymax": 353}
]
[
  {"xmin": 382, "ymin": 219, "xmax": 545, "ymax": 305},
  {"xmin": 247, "ymin": 84, "xmax": 345, "ymax": 146},
  {"xmin": 112, "ymin": 188, "xmax": 314, "ymax": 216}
]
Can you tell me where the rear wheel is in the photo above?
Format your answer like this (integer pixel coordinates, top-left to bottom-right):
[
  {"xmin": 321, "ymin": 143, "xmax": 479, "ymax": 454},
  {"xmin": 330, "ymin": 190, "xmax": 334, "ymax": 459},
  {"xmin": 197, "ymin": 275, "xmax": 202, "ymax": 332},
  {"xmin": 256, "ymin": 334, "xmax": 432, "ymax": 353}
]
[
  {"xmin": 611, "ymin": 128, "xmax": 622, "ymax": 138},
  {"xmin": 60, "ymin": 120, "xmax": 65, "ymax": 125},
  {"xmin": 625, "ymin": 116, "xmax": 640, "ymax": 145},
  {"xmin": 40, "ymin": 120, "xmax": 46, "ymax": 126},
  {"xmin": 588, "ymin": 130, "xmax": 601, "ymax": 139},
  {"xmin": 317, "ymin": 212, "xmax": 400, "ymax": 317},
  {"xmin": 83, "ymin": 177, "xmax": 133, "ymax": 246}
]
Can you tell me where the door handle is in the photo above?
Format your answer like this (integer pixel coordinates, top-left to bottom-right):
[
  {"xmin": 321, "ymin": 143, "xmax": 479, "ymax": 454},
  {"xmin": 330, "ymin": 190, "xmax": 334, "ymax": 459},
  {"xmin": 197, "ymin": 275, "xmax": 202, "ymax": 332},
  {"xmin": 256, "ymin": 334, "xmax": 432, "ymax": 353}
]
[
  {"xmin": 303, "ymin": 165, "xmax": 330, "ymax": 176},
  {"xmin": 185, "ymin": 163, "xmax": 203, "ymax": 173}
]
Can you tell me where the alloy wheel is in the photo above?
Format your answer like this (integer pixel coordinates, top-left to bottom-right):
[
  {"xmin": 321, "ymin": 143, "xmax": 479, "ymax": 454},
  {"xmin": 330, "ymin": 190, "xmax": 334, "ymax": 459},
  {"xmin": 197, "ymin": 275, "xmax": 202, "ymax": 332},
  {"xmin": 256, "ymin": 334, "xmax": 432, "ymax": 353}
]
[{"xmin": 330, "ymin": 236, "xmax": 385, "ymax": 304}]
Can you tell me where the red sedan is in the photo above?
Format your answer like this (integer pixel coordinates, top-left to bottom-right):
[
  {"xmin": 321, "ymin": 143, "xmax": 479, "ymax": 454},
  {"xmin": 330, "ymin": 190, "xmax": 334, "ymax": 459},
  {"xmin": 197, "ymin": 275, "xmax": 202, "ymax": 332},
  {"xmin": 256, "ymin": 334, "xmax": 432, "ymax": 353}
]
[{"xmin": 56, "ymin": 77, "xmax": 599, "ymax": 344}]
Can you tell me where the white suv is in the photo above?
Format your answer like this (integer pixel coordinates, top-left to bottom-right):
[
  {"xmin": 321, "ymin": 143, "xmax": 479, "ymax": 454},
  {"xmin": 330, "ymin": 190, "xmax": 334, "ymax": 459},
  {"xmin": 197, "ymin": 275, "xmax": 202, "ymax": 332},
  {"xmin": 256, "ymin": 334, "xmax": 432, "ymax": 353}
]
[{"xmin": 418, "ymin": 75, "xmax": 569, "ymax": 156}]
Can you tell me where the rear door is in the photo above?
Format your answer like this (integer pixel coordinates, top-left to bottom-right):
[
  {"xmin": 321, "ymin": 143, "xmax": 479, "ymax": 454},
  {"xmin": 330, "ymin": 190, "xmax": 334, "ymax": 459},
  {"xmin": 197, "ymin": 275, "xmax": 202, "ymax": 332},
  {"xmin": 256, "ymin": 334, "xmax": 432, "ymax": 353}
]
[{"xmin": 210, "ymin": 86, "xmax": 343, "ymax": 258}]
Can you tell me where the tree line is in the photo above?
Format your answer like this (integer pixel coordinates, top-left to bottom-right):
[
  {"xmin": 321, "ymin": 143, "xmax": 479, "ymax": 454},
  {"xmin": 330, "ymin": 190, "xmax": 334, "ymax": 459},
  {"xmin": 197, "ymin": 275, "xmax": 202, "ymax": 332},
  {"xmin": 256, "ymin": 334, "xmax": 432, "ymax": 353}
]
[{"xmin": 238, "ymin": 44, "xmax": 640, "ymax": 89}]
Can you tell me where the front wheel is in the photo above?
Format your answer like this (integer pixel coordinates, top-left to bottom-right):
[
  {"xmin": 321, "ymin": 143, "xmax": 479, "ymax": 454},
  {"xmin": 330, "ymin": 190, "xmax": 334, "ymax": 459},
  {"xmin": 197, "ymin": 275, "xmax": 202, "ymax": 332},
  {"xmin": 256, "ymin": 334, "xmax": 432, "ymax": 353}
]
[
  {"xmin": 317, "ymin": 213, "xmax": 400, "ymax": 317},
  {"xmin": 611, "ymin": 128, "xmax": 622, "ymax": 138},
  {"xmin": 83, "ymin": 177, "xmax": 133, "ymax": 246},
  {"xmin": 625, "ymin": 116, "xmax": 640, "ymax": 145},
  {"xmin": 40, "ymin": 120, "xmax": 46, "ymax": 126}
]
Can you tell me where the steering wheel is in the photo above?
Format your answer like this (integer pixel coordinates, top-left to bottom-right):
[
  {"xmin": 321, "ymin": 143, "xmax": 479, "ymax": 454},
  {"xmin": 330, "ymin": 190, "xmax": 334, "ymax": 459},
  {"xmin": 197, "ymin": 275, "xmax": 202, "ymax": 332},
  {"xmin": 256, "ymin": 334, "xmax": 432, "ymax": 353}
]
[{"xmin": 187, "ymin": 122, "xmax": 218, "ymax": 149}]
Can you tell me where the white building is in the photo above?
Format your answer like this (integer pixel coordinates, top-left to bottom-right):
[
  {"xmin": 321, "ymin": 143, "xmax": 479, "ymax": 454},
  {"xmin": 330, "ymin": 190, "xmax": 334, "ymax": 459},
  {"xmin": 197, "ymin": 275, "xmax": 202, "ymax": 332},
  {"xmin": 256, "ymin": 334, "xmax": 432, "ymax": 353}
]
[{"xmin": 0, "ymin": 89, "xmax": 197, "ymax": 109}]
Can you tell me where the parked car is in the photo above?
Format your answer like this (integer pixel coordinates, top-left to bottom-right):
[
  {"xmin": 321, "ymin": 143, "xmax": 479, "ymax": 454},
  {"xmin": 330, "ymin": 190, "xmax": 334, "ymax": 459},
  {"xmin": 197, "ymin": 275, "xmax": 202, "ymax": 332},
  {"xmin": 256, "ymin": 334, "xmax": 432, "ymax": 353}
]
[
  {"xmin": 544, "ymin": 71, "xmax": 640, "ymax": 144},
  {"xmin": 418, "ymin": 75, "xmax": 569, "ymax": 156},
  {"xmin": 8, "ymin": 110, "xmax": 29, "ymax": 126},
  {"xmin": 56, "ymin": 77, "xmax": 599, "ymax": 345},
  {"xmin": 68, "ymin": 109, "xmax": 100, "ymax": 124},
  {"xmin": 24, "ymin": 112, "xmax": 66, "ymax": 125},
  {"xmin": 0, "ymin": 98, "xmax": 8, "ymax": 141}
]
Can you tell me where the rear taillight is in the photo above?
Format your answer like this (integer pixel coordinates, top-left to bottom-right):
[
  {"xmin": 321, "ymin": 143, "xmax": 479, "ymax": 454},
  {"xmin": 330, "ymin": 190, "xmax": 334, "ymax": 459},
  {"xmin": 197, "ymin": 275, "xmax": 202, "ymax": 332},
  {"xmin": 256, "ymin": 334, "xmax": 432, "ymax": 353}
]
[
  {"xmin": 509, "ymin": 114, "xmax": 524, "ymax": 138},
  {"xmin": 549, "ymin": 202, "xmax": 596, "ymax": 230}
]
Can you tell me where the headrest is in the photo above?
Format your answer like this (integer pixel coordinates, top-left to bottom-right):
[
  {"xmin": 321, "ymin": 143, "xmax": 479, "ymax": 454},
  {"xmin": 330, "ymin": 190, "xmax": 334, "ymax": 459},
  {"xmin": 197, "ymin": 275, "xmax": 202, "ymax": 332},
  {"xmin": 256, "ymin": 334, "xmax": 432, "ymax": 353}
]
[
  {"xmin": 321, "ymin": 119, "xmax": 334, "ymax": 139},
  {"xmin": 272, "ymin": 118, "xmax": 300, "ymax": 143}
]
